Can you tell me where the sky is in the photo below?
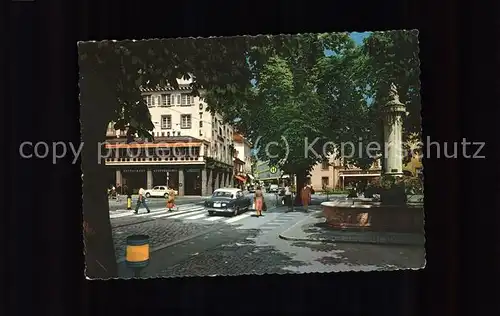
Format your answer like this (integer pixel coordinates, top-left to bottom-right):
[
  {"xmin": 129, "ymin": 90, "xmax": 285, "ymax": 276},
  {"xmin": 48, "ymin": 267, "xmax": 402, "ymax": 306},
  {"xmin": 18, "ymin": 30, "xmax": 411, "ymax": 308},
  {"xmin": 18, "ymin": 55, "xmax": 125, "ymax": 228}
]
[{"xmin": 324, "ymin": 31, "xmax": 371, "ymax": 56}]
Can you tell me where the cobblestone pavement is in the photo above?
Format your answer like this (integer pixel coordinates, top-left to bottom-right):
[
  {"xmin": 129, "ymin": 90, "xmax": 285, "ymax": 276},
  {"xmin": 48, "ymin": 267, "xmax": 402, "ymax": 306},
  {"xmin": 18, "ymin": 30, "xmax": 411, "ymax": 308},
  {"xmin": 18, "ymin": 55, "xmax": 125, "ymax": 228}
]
[
  {"xmin": 155, "ymin": 217, "xmax": 424, "ymax": 277},
  {"xmin": 112, "ymin": 219, "xmax": 216, "ymax": 260}
]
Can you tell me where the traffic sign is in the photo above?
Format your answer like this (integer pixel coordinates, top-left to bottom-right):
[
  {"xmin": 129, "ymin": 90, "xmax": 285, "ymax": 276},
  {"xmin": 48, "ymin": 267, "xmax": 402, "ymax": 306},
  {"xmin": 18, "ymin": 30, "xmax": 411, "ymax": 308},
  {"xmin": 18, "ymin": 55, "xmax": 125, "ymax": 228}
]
[{"xmin": 269, "ymin": 166, "xmax": 277, "ymax": 174}]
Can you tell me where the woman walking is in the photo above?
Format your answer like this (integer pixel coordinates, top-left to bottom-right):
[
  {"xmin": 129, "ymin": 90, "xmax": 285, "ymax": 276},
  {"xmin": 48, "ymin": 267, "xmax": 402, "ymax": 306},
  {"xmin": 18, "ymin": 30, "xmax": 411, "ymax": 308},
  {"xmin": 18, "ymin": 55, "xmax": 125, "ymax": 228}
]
[
  {"xmin": 254, "ymin": 186, "xmax": 264, "ymax": 217},
  {"xmin": 166, "ymin": 189, "xmax": 176, "ymax": 212},
  {"xmin": 301, "ymin": 179, "xmax": 313, "ymax": 212}
]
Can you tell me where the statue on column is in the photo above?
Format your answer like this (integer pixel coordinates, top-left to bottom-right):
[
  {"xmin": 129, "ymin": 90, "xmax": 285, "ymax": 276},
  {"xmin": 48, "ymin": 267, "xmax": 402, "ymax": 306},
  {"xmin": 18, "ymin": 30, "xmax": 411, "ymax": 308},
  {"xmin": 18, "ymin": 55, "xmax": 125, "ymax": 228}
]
[{"xmin": 387, "ymin": 82, "xmax": 402, "ymax": 104}]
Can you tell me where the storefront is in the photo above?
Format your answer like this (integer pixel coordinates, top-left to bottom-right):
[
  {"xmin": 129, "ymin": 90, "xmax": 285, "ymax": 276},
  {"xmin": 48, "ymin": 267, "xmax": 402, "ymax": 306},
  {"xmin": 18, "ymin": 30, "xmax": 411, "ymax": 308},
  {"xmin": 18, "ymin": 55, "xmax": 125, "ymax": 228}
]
[
  {"xmin": 184, "ymin": 168, "xmax": 202, "ymax": 196},
  {"xmin": 108, "ymin": 165, "xmax": 204, "ymax": 196}
]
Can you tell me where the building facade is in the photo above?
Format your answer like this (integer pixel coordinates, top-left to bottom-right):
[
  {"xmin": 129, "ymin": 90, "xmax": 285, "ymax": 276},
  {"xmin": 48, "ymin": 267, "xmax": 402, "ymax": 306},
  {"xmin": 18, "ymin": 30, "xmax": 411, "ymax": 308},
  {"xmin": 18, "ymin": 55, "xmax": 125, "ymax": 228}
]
[
  {"xmin": 232, "ymin": 133, "xmax": 255, "ymax": 186},
  {"xmin": 310, "ymin": 140, "xmax": 423, "ymax": 191},
  {"xmin": 105, "ymin": 79, "xmax": 235, "ymax": 196},
  {"xmin": 233, "ymin": 133, "xmax": 253, "ymax": 175}
]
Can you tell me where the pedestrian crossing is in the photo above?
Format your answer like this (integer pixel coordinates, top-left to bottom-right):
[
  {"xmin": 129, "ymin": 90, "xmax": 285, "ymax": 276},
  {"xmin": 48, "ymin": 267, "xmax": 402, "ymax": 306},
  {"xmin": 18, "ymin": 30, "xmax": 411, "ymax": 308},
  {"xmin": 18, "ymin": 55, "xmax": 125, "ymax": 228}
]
[{"xmin": 109, "ymin": 203, "xmax": 257, "ymax": 225}]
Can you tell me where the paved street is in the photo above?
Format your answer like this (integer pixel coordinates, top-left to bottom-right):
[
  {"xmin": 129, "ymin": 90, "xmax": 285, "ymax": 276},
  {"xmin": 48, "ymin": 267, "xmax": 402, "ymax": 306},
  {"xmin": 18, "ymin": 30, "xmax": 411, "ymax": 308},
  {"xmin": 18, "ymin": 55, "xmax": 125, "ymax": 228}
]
[
  {"xmin": 109, "ymin": 193, "xmax": 425, "ymax": 278},
  {"xmin": 108, "ymin": 195, "xmax": 210, "ymax": 211}
]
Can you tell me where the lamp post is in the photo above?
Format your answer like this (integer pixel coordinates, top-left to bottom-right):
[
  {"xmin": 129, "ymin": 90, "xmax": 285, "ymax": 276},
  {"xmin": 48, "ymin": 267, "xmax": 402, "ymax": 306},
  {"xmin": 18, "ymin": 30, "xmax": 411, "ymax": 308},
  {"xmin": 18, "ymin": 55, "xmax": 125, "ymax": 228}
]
[{"xmin": 125, "ymin": 234, "xmax": 150, "ymax": 277}]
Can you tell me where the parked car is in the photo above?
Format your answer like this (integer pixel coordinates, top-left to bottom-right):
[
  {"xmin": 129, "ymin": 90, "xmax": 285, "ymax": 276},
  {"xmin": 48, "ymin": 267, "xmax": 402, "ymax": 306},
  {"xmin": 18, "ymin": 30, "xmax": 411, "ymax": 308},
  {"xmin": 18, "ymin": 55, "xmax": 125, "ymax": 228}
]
[
  {"xmin": 144, "ymin": 186, "xmax": 178, "ymax": 198},
  {"xmin": 204, "ymin": 188, "xmax": 252, "ymax": 216},
  {"xmin": 269, "ymin": 184, "xmax": 279, "ymax": 193}
]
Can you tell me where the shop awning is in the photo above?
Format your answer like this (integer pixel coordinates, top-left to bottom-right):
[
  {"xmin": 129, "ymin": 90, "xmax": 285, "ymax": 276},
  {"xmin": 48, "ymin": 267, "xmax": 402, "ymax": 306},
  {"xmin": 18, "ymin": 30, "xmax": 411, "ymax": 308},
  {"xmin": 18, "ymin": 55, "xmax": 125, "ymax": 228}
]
[{"xmin": 234, "ymin": 175, "xmax": 246, "ymax": 182}]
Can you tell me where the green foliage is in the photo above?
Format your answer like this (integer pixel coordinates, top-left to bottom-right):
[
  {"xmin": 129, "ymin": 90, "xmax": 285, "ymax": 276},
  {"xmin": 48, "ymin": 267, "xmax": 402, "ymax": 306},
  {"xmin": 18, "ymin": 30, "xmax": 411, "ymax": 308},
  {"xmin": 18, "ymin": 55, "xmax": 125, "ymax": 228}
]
[
  {"xmin": 79, "ymin": 31, "xmax": 421, "ymax": 174},
  {"xmin": 362, "ymin": 30, "xmax": 421, "ymax": 141}
]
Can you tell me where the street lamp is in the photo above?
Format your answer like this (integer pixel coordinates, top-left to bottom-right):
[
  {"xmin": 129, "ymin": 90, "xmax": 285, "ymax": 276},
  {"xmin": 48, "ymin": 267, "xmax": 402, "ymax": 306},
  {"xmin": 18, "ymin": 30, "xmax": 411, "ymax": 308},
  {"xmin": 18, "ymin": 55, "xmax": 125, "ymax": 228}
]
[{"xmin": 125, "ymin": 234, "xmax": 150, "ymax": 277}]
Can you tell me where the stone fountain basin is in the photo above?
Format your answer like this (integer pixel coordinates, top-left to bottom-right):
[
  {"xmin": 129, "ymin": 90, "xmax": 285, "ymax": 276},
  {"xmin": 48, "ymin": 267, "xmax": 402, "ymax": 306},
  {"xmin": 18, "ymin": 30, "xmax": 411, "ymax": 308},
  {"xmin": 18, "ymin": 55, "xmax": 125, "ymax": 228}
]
[{"xmin": 321, "ymin": 200, "xmax": 424, "ymax": 233}]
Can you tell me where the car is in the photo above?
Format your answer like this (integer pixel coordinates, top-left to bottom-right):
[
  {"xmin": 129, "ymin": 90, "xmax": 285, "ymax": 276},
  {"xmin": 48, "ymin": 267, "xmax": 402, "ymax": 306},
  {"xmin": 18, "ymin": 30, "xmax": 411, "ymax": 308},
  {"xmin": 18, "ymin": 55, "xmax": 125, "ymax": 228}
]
[
  {"xmin": 269, "ymin": 184, "xmax": 279, "ymax": 193},
  {"xmin": 204, "ymin": 188, "xmax": 252, "ymax": 216},
  {"xmin": 144, "ymin": 186, "xmax": 178, "ymax": 198}
]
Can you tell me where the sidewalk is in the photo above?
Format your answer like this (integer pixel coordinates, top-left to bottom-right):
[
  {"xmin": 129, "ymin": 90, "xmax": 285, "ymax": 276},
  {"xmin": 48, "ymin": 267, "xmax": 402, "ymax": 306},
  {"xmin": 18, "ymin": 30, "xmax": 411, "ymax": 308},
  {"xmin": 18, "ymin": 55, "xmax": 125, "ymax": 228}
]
[{"xmin": 278, "ymin": 211, "xmax": 425, "ymax": 246}]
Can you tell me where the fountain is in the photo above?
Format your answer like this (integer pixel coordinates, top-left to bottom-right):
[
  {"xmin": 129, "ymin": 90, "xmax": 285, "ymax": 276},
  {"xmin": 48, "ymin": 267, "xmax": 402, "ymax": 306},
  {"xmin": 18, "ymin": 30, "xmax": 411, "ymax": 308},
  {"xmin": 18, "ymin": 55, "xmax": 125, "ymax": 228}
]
[{"xmin": 321, "ymin": 84, "xmax": 424, "ymax": 234}]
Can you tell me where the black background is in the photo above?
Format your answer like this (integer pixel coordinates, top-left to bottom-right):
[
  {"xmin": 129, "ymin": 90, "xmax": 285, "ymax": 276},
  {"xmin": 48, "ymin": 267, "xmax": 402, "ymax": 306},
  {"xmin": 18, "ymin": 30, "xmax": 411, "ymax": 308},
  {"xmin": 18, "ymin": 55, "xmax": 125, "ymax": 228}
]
[{"xmin": 4, "ymin": 0, "xmax": 499, "ymax": 315}]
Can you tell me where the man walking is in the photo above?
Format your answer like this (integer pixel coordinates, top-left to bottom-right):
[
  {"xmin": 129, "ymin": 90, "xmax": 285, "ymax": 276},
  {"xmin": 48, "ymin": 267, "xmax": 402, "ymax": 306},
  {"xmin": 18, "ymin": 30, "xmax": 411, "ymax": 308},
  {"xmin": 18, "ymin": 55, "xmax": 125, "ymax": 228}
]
[{"xmin": 134, "ymin": 187, "xmax": 151, "ymax": 214}]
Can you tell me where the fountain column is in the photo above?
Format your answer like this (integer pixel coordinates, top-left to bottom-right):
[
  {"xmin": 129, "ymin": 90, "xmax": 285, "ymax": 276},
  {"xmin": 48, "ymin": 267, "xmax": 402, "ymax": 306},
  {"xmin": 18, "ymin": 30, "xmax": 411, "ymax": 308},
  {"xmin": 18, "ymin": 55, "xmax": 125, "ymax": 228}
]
[{"xmin": 382, "ymin": 83, "xmax": 406, "ymax": 176}]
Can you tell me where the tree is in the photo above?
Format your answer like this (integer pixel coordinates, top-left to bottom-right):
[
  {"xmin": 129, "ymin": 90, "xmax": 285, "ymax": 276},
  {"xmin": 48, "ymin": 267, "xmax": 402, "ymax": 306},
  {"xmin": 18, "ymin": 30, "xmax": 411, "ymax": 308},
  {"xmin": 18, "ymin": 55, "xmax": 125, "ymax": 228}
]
[
  {"xmin": 361, "ymin": 30, "xmax": 421, "ymax": 165},
  {"xmin": 208, "ymin": 33, "xmax": 366, "ymax": 204},
  {"xmin": 79, "ymin": 37, "xmax": 269, "ymax": 278}
]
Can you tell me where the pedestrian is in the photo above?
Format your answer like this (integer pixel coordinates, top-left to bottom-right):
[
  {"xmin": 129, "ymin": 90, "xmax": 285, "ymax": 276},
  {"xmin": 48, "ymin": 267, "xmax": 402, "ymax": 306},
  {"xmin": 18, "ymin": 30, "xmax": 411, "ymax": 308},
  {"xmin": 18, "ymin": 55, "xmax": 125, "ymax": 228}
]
[
  {"xmin": 116, "ymin": 185, "xmax": 122, "ymax": 202},
  {"xmin": 301, "ymin": 179, "xmax": 313, "ymax": 212},
  {"xmin": 284, "ymin": 181, "xmax": 293, "ymax": 212},
  {"xmin": 123, "ymin": 184, "xmax": 132, "ymax": 210},
  {"xmin": 254, "ymin": 185, "xmax": 264, "ymax": 217},
  {"xmin": 166, "ymin": 189, "xmax": 176, "ymax": 212},
  {"xmin": 134, "ymin": 187, "xmax": 151, "ymax": 214}
]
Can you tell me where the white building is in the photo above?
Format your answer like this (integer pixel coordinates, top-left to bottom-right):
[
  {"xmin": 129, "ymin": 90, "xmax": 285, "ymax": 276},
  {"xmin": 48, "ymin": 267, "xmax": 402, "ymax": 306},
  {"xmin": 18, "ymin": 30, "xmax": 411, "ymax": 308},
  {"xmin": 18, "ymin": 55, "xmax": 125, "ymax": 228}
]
[
  {"xmin": 233, "ymin": 133, "xmax": 253, "ymax": 174},
  {"xmin": 232, "ymin": 133, "xmax": 254, "ymax": 186},
  {"xmin": 104, "ymin": 78, "xmax": 235, "ymax": 196}
]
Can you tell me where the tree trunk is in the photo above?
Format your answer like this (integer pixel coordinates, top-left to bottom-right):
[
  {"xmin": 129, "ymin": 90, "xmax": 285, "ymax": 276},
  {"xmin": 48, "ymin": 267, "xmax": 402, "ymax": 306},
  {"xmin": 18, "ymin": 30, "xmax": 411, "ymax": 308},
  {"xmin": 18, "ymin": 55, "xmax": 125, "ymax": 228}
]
[
  {"xmin": 80, "ymin": 74, "xmax": 119, "ymax": 278},
  {"xmin": 293, "ymin": 169, "xmax": 308, "ymax": 206},
  {"xmin": 82, "ymin": 116, "xmax": 118, "ymax": 278}
]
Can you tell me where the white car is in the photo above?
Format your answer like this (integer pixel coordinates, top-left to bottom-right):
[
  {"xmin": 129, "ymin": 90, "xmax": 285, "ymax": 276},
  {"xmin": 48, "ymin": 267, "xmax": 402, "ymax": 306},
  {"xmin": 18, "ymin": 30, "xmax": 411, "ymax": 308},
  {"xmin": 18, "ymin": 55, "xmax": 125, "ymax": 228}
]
[
  {"xmin": 269, "ymin": 184, "xmax": 279, "ymax": 193},
  {"xmin": 144, "ymin": 186, "xmax": 178, "ymax": 198}
]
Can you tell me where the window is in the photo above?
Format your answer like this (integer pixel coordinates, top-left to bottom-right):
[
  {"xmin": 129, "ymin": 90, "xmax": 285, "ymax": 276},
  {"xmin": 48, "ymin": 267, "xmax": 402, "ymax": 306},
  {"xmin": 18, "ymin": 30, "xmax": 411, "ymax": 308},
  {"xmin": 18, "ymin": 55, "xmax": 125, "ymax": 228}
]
[
  {"xmin": 145, "ymin": 95, "xmax": 152, "ymax": 106},
  {"xmin": 176, "ymin": 94, "xmax": 181, "ymax": 105},
  {"xmin": 321, "ymin": 177, "xmax": 329, "ymax": 187},
  {"xmin": 161, "ymin": 94, "xmax": 171, "ymax": 106},
  {"xmin": 199, "ymin": 121, "xmax": 203, "ymax": 128},
  {"xmin": 170, "ymin": 94, "xmax": 176, "ymax": 105},
  {"xmin": 199, "ymin": 103, "xmax": 203, "ymax": 110},
  {"xmin": 177, "ymin": 131, "xmax": 181, "ymax": 136},
  {"xmin": 181, "ymin": 114, "xmax": 192, "ymax": 129},
  {"xmin": 199, "ymin": 112, "xmax": 203, "ymax": 119},
  {"xmin": 199, "ymin": 130, "xmax": 203, "ymax": 136},
  {"xmin": 151, "ymin": 95, "xmax": 157, "ymax": 106},
  {"xmin": 180, "ymin": 94, "xmax": 192, "ymax": 105},
  {"xmin": 161, "ymin": 115, "xmax": 172, "ymax": 129},
  {"xmin": 321, "ymin": 160, "xmax": 329, "ymax": 170},
  {"xmin": 161, "ymin": 132, "xmax": 165, "ymax": 137}
]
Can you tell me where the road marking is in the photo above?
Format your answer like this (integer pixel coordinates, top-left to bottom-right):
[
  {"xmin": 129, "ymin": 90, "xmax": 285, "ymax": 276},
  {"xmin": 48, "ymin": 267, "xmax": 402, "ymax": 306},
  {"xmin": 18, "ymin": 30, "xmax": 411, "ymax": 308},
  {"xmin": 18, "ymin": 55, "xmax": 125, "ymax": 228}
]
[
  {"xmin": 134, "ymin": 209, "xmax": 167, "ymax": 217},
  {"xmin": 184, "ymin": 213, "xmax": 208, "ymax": 220},
  {"xmin": 205, "ymin": 216, "xmax": 225, "ymax": 221},
  {"xmin": 224, "ymin": 212, "xmax": 253, "ymax": 224},
  {"xmin": 110, "ymin": 211, "xmax": 135, "ymax": 218},
  {"xmin": 169, "ymin": 208, "xmax": 206, "ymax": 219},
  {"xmin": 154, "ymin": 207, "xmax": 205, "ymax": 219},
  {"xmin": 110, "ymin": 204, "xmax": 200, "ymax": 219}
]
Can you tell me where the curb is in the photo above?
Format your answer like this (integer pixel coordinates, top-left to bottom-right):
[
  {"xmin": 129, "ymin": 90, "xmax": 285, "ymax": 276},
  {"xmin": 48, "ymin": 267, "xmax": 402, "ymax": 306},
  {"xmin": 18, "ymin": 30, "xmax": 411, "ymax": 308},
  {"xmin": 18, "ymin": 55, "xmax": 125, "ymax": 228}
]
[
  {"xmin": 278, "ymin": 212, "xmax": 425, "ymax": 246},
  {"xmin": 278, "ymin": 233, "xmax": 425, "ymax": 247}
]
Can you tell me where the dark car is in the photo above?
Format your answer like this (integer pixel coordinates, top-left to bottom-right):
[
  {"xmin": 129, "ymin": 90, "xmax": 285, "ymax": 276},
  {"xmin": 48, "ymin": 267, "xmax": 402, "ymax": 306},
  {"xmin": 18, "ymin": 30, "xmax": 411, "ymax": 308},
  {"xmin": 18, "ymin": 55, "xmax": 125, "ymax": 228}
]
[{"xmin": 204, "ymin": 188, "xmax": 252, "ymax": 216}]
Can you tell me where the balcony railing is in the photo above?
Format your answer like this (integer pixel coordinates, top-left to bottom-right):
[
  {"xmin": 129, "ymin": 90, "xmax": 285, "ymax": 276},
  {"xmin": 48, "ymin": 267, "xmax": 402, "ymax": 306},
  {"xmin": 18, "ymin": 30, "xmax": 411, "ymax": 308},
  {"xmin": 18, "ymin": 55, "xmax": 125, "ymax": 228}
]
[{"xmin": 105, "ymin": 156, "xmax": 205, "ymax": 163}]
